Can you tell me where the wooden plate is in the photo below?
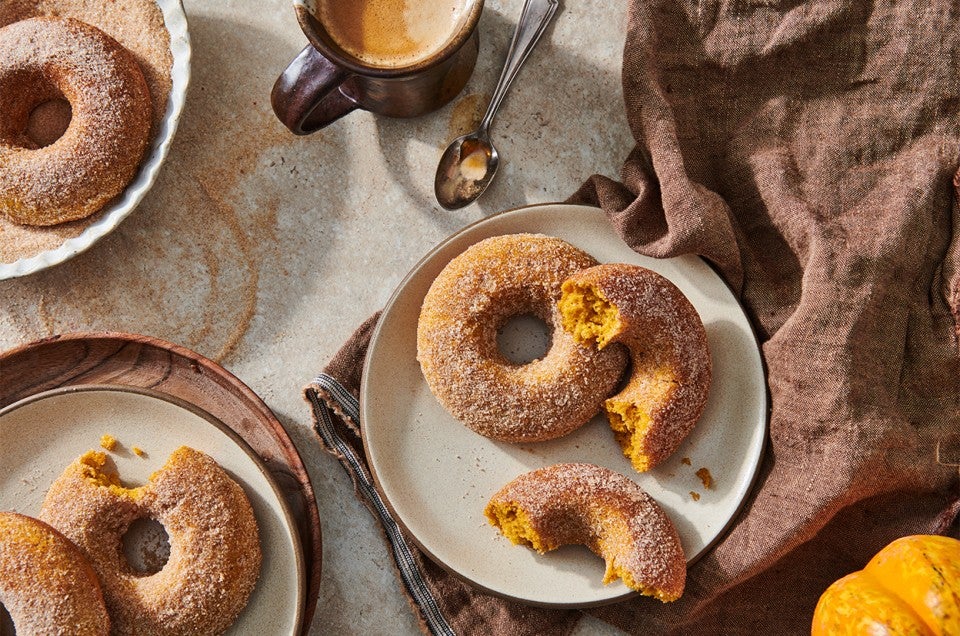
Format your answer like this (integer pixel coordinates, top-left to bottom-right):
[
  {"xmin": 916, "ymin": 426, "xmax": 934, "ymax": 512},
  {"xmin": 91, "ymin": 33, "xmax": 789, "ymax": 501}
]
[{"xmin": 0, "ymin": 332, "xmax": 321, "ymax": 632}]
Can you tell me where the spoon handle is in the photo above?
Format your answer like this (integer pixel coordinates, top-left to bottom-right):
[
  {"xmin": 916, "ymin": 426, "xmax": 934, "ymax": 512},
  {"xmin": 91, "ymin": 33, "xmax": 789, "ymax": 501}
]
[{"xmin": 480, "ymin": 0, "xmax": 560, "ymax": 132}]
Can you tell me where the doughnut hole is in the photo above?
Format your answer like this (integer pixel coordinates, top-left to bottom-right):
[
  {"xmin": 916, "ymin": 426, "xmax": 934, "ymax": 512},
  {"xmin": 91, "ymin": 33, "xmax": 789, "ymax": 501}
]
[
  {"xmin": 27, "ymin": 98, "xmax": 72, "ymax": 147},
  {"xmin": 0, "ymin": 603, "xmax": 13, "ymax": 634},
  {"xmin": 0, "ymin": 69, "xmax": 70, "ymax": 149},
  {"xmin": 121, "ymin": 517, "xmax": 171, "ymax": 575},
  {"xmin": 496, "ymin": 313, "xmax": 552, "ymax": 364}
]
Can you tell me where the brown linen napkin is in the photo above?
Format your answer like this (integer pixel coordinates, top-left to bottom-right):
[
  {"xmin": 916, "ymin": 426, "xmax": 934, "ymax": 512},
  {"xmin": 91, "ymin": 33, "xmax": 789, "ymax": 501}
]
[{"xmin": 307, "ymin": 0, "xmax": 960, "ymax": 633}]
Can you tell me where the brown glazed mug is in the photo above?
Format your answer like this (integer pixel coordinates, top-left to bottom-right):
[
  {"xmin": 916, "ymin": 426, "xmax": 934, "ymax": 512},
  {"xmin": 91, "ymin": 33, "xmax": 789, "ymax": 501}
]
[{"xmin": 272, "ymin": 0, "xmax": 484, "ymax": 135}]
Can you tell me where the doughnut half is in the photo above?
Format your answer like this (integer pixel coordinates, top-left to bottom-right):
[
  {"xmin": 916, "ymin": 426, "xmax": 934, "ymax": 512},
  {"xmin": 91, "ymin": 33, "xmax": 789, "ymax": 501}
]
[
  {"xmin": 417, "ymin": 234, "xmax": 628, "ymax": 442},
  {"xmin": 0, "ymin": 511, "xmax": 110, "ymax": 635},
  {"xmin": 40, "ymin": 447, "xmax": 262, "ymax": 636},
  {"xmin": 485, "ymin": 463, "xmax": 686, "ymax": 601},
  {"xmin": 559, "ymin": 263, "xmax": 711, "ymax": 471}
]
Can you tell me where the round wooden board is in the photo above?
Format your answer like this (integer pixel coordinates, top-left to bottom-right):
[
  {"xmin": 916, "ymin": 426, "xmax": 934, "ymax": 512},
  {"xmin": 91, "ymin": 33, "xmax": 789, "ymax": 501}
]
[{"xmin": 0, "ymin": 332, "xmax": 321, "ymax": 633}]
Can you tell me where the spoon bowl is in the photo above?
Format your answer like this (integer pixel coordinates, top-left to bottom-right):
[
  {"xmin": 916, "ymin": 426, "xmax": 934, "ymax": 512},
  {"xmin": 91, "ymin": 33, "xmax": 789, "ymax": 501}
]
[{"xmin": 435, "ymin": 131, "xmax": 500, "ymax": 210}]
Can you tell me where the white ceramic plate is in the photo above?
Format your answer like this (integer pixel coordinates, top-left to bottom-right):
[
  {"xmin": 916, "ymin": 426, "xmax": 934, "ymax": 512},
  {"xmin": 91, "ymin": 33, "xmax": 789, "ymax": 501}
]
[
  {"xmin": 361, "ymin": 203, "xmax": 768, "ymax": 607},
  {"xmin": 0, "ymin": 0, "xmax": 191, "ymax": 279},
  {"xmin": 0, "ymin": 386, "xmax": 304, "ymax": 634}
]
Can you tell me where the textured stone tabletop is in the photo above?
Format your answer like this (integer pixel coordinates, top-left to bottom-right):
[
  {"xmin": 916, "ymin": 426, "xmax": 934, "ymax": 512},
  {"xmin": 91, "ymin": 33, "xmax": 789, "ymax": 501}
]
[{"xmin": 0, "ymin": 0, "xmax": 633, "ymax": 633}]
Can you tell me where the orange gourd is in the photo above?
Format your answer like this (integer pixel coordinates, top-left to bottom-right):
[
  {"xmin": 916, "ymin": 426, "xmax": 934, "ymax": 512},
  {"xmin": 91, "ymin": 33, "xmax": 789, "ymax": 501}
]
[{"xmin": 811, "ymin": 535, "xmax": 960, "ymax": 636}]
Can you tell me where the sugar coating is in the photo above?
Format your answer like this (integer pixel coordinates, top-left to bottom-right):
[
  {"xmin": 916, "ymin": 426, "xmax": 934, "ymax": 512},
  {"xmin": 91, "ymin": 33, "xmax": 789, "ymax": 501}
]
[
  {"xmin": 0, "ymin": 511, "xmax": 110, "ymax": 634},
  {"xmin": 40, "ymin": 447, "xmax": 262, "ymax": 636},
  {"xmin": 485, "ymin": 463, "xmax": 686, "ymax": 602},
  {"xmin": 417, "ymin": 234, "xmax": 628, "ymax": 442},
  {"xmin": 0, "ymin": 0, "xmax": 172, "ymax": 263},
  {"xmin": 0, "ymin": 17, "xmax": 152, "ymax": 226},
  {"xmin": 560, "ymin": 263, "xmax": 712, "ymax": 471}
]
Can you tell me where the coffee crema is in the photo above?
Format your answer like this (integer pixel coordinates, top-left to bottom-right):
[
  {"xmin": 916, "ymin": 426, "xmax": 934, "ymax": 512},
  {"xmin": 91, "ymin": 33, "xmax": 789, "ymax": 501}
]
[{"xmin": 315, "ymin": 0, "xmax": 472, "ymax": 69}]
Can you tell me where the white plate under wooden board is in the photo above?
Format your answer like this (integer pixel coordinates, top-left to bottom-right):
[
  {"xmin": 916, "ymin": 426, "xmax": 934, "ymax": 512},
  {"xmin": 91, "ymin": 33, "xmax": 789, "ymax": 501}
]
[{"xmin": 0, "ymin": 385, "xmax": 303, "ymax": 633}]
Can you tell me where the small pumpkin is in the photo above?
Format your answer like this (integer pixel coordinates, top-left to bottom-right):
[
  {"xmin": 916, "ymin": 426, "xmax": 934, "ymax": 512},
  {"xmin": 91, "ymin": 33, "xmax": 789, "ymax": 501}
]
[{"xmin": 812, "ymin": 534, "xmax": 960, "ymax": 636}]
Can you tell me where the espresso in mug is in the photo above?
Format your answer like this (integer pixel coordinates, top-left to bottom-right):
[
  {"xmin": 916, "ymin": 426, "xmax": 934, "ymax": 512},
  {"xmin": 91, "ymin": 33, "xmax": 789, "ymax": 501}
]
[{"xmin": 315, "ymin": 0, "xmax": 474, "ymax": 68}]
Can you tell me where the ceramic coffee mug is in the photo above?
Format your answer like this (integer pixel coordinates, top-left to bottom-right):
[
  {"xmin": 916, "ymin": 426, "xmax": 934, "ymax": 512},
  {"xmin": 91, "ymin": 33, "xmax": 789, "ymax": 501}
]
[{"xmin": 272, "ymin": 0, "xmax": 484, "ymax": 135}]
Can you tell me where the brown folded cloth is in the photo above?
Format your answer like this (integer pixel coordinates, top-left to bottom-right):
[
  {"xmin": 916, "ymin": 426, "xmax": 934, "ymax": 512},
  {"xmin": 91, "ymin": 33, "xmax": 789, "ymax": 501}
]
[{"xmin": 306, "ymin": 0, "xmax": 960, "ymax": 633}]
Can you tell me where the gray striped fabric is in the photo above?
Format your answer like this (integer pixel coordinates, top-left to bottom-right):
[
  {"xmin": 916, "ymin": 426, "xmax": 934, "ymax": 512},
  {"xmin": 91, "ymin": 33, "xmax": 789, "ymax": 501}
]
[{"xmin": 308, "ymin": 373, "xmax": 456, "ymax": 636}]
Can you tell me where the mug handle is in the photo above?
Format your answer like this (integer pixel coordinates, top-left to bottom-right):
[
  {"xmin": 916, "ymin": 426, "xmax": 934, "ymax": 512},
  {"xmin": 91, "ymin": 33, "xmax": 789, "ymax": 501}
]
[{"xmin": 271, "ymin": 45, "xmax": 359, "ymax": 135}]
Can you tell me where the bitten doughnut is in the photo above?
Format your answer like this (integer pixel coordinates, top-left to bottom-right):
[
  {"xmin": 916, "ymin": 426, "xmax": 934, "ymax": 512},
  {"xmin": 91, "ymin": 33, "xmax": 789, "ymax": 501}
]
[
  {"xmin": 0, "ymin": 17, "xmax": 152, "ymax": 226},
  {"xmin": 417, "ymin": 234, "xmax": 628, "ymax": 442},
  {"xmin": 485, "ymin": 463, "xmax": 686, "ymax": 601},
  {"xmin": 40, "ymin": 447, "xmax": 262, "ymax": 636},
  {"xmin": 0, "ymin": 512, "xmax": 110, "ymax": 635},
  {"xmin": 559, "ymin": 263, "xmax": 711, "ymax": 471}
]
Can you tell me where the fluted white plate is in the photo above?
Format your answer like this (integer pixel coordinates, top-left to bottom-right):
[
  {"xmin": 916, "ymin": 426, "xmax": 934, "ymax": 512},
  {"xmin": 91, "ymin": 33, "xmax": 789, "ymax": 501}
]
[
  {"xmin": 0, "ymin": 0, "xmax": 191, "ymax": 279},
  {"xmin": 362, "ymin": 203, "xmax": 768, "ymax": 607}
]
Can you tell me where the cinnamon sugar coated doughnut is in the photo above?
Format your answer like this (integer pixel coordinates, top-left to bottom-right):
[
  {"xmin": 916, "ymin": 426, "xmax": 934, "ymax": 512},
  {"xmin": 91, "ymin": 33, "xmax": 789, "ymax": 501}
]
[
  {"xmin": 417, "ymin": 234, "xmax": 628, "ymax": 442},
  {"xmin": 0, "ymin": 17, "xmax": 152, "ymax": 226},
  {"xmin": 485, "ymin": 463, "xmax": 686, "ymax": 601},
  {"xmin": 40, "ymin": 447, "xmax": 262, "ymax": 636},
  {"xmin": 559, "ymin": 264, "xmax": 711, "ymax": 471},
  {"xmin": 0, "ymin": 512, "xmax": 110, "ymax": 635}
]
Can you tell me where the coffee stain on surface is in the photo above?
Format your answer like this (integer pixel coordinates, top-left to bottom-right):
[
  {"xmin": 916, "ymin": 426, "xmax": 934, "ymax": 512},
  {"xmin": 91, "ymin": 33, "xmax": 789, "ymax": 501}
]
[
  {"xmin": 443, "ymin": 92, "xmax": 486, "ymax": 148},
  {"xmin": 179, "ymin": 98, "xmax": 296, "ymax": 362},
  {"xmin": 193, "ymin": 244, "xmax": 221, "ymax": 346}
]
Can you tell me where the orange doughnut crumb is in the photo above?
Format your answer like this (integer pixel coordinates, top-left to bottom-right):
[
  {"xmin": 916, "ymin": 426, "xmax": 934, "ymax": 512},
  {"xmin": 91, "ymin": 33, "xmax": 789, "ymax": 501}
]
[{"xmin": 99, "ymin": 434, "xmax": 117, "ymax": 451}]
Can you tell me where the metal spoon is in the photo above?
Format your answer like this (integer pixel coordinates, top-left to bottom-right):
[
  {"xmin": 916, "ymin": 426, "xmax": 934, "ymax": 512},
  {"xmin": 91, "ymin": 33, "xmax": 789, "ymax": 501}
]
[{"xmin": 435, "ymin": 0, "xmax": 560, "ymax": 210}]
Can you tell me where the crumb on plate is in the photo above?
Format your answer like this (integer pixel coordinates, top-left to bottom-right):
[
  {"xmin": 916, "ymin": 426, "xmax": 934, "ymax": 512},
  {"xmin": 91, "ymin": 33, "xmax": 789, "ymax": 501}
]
[
  {"xmin": 100, "ymin": 434, "xmax": 118, "ymax": 451},
  {"xmin": 696, "ymin": 467, "xmax": 714, "ymax": 489}
]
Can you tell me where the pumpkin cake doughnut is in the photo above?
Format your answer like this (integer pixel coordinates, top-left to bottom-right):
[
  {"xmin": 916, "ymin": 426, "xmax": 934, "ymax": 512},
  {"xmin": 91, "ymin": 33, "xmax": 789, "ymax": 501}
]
[
  {"xmin": 40, "ymin": 446, "xmax": 262, "ymax": 636},
  {"xmin": 485, "ymin": 463, "xmax": 686, "ymax": 601},
  {"xmin": 417, "ymin": 234, "xmax": 628, "ymax": 442},
  {"xmin": 559, "ymin": 263, "xmax": 711, "ymax": 471},
  {"xmin": 0, "ymin": 16, "xmax": 152, "ymax": 226},
  {"xmin": 0, "ymin": 512, "xmax": 110, "ymax": 635}
]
